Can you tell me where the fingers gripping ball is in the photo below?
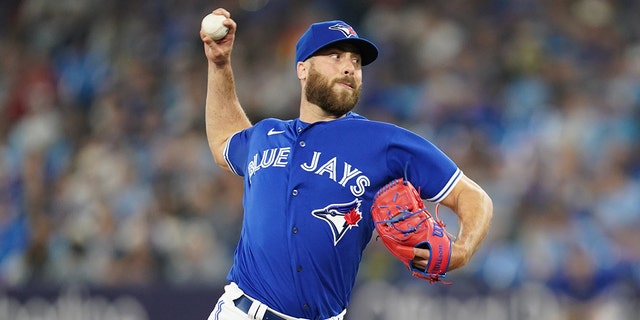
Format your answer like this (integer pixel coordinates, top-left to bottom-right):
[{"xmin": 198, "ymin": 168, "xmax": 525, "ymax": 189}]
[
  {"xmin": 371, "ymin": 178, "xmax": 452, "ymax": 283},
  {"xmin": 201, "ymin": 13, "xmax": 229, "ymax": 40}
]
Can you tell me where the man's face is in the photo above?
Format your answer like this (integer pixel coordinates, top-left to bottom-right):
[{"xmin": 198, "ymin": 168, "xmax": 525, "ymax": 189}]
[{"xmin": 304, "ymin": 46, "xmax": 362, "ymax": 117}]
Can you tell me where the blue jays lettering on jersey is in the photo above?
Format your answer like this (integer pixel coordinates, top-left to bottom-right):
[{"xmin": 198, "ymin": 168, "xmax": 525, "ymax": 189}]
[{"xmin": 223, "ymin": 112, "xmax": 461, "ymax": 319}]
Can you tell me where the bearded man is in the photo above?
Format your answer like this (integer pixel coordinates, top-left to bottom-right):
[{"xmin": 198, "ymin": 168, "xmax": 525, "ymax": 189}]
[{"xmin": 201, "ymin": 8, "xmax": 493, "ymax": 320}]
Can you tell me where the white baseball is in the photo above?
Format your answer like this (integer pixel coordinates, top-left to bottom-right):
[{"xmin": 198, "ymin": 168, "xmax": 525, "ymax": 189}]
[{"xmin": 201, "ymin": 13, "xmax": 229, "ymax": 40}]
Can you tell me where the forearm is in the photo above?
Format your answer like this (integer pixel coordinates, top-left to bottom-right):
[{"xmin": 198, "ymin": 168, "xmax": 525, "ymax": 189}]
[
  {"xmin": 412, "ymin": 175, "xmax": 493, "ymax": 272},
  {"xmin": 448, "ymin": 177, "xmax": 493, "ymax": 270},
  {"xmin": 205, "ymin": 61, "xmax": 251, "ymax": 168},
  {"xmin": 200, "ymin": 9, "xmax": 251, "ymax": 169}
]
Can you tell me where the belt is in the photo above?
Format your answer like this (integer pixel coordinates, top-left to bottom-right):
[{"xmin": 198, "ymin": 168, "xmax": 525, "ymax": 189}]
[{"xmin": 233, "ymin": 295, "xmax": 287, "ymax": 320}]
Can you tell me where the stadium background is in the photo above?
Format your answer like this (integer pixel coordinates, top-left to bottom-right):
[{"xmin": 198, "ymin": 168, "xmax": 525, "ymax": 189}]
[{"xmin": 1, "ymin": 0, "xmax": 639, "ymax": 319}]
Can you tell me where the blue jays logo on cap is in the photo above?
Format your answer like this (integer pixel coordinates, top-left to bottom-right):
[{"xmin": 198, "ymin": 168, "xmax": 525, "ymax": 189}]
[
  {"xmin": 328, "ymin": 23, "xmax": 357, "ymax": 38},
  {"xmin": 295, "ymin": 20, "xmax": 379, "ymax": 67}
]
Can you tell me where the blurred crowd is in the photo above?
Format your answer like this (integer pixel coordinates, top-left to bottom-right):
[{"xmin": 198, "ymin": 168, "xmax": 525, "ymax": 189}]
[{"xmin": 1, "ymin": 0, "xmax": 639, "ymax": 316}]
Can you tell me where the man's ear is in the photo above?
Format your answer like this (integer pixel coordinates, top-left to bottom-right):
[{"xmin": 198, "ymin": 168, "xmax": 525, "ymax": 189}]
[{"xmin": 296, "ymin": 61, "xmax": 307, "ymax": 80}]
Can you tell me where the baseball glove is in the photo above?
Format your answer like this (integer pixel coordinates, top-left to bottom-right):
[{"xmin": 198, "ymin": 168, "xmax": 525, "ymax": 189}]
[{"xmin": 371, "ymin": 178, "xmax": 452, "ymax": 283}]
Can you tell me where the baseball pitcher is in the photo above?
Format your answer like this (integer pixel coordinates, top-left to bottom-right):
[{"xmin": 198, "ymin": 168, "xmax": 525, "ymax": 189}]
[{"xmin": 201, "ymin": 7, "xmax": 493, "ymax": 320}]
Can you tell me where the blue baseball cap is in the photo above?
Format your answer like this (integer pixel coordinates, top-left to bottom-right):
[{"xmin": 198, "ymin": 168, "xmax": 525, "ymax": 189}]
[{"xmin": 295, "ymin": 20, "xmax": 379, "ymax": 67}]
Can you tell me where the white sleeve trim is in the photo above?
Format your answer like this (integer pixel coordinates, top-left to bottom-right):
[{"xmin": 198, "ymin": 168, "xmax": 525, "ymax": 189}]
[
  {"xmin": 426, "ymin": 169, "xmax": 462, "ymax": 203},
  {"xmin": 223, "ymin": 131, "xmax": 241, "ymax": 176}
]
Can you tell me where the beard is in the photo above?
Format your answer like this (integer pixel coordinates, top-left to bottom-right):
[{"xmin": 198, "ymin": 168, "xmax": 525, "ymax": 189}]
[{"xmin": 305, "ymin": 66, "xmax": 361, "ymax": 118}]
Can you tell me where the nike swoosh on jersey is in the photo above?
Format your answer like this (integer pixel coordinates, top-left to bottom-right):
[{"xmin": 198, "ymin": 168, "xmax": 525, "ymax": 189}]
[{"xmin": 267, "ymin": 128, "xmax": 285, "ymax": 136}]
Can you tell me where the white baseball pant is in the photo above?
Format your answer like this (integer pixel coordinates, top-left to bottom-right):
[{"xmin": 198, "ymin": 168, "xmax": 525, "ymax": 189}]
[{"xmin": 207, "ymin": 282, "xmax": 345, "ymax": 320}]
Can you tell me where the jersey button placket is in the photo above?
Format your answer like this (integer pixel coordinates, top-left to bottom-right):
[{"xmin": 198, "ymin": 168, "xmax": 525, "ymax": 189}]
[{"xmin": 290, "ymin": 126, "xmax": 310, "ymax": 310}]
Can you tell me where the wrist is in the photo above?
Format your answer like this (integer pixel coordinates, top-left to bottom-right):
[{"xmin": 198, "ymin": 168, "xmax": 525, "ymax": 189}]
[
  {"xmin": 209, "ymin": 58, "xmax": 231, "ymax": 69},
  {"xmin": 449, "ymin": 242, "xmax": 471, "ymax": 270}
]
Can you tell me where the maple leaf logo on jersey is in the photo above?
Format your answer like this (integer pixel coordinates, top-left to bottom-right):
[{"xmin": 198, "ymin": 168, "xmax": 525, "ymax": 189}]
[
  {"xmin": 329, "ymin": 23, "xmax": 358, "ymax": 38},
  {"xmin": 312, "ymin": 199, "xmax": 363, "ymax": 246}
]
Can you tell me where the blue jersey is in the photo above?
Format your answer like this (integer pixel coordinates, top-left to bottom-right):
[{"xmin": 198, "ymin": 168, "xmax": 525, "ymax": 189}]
[{"xmin": 223, "ymin": 112, "xmax": 461, "ymax": 319}]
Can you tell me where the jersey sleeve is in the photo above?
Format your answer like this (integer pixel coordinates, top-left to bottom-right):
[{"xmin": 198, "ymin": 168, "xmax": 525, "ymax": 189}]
[
  {"xmin": 385, "ymin": 127, "xmax": 461, "ymax": 203},
  {"xmin": 223, "ymin": 128, "xmax": 251, "ymax": 177}
]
